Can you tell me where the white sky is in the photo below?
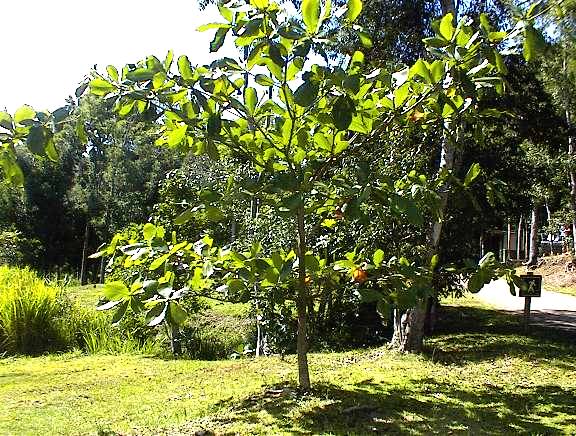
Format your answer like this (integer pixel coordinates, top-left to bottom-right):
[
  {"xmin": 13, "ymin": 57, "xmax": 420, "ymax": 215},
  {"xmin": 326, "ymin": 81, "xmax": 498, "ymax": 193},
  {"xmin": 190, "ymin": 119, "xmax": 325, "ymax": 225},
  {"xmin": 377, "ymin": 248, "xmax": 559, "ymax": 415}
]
[{"xmin": 0, "ymin": 0, "xmax": 232, "ymax": 113}]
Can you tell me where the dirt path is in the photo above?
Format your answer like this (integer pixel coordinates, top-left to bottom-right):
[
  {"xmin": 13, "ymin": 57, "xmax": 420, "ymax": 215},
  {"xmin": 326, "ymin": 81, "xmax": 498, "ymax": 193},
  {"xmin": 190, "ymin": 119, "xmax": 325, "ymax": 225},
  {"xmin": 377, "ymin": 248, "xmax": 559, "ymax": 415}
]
[{"xmin": 476, "ymin": 279, "xmax": 576, "ymax": 333}]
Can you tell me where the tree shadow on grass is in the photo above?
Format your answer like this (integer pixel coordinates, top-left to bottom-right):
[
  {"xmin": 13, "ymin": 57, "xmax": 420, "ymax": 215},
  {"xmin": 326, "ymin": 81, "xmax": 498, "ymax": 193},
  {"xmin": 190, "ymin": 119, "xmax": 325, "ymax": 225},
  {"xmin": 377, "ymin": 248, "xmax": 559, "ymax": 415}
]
[
  {"xmin": 424, "ymin": 305, "xmax": 576, "ymax": 367},
  {"xmin": 208, "ymin": 378, "xmax": 575, "ymax": 435}
]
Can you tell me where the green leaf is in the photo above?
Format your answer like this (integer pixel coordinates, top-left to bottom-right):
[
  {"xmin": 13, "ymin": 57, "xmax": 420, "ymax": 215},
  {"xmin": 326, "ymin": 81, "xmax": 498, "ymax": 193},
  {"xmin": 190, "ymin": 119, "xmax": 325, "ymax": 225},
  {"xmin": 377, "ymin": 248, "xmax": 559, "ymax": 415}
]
[
  {"xmin": 169, "ymin": 302, "xmax": 188, "ymax": 325},
  {"xmin": 373, "ymin": 249, "xmax": 384, "ymax": 266},
  {"xmin": 106, "ymin": 65, "xmax": 119, "ymax": 82},
  {"xmin": 409, "ymin": 59, "xmax": 431, "ymax": 83},
  {"xmin": 423, "ymin": 37, "xmax": 450, "ymax": 48},
  {"xmin": 430, "ymin": 254, "xmax": 439, "ymax": 270},
  {"xmin": 197, "ymin": 22, "xmax": 230, "ymax": 31},
  {"xmin": 205, "ymin": 206, "xmax": 225, "ymax": 221},
  {"xmin": 332, "ymin": 95, "xmax": 355, "ymax": 130},
  {"xmin": 103, "ymin": 281, "xmax": 130, "ymax": 300},
  {"xmin": 89, "ymin": 78, "xmax": 117, "ymax": 96},
  {"xmin": 143, "ymin": 223, "xmax": 157, "ymax": 241},
  {"xmin": 111, "ymin": 300, "xmax": 129, "ymax": 325},
  {"xmin": 44, "ymin": 137, "xmax": 58, "ymax": 162},
  {"xmin": 302, "ymin": 0, "xmax": 320, "ymax": 33},
  {"xmin": 251, "ymin": 0, "xmax": 269, "ymax": 9},
  {"xmin": 244, "ymin": 87, "xmax": 257, "ymax": 114},
  {"xmin": 178, "ymin": 55, "xmax": 195, "ymax": 81},
  {"xmin": 439, "ymin": 13, "xmax": 454, "ymax": 40},
  {"xmin": 14, "ymin": 105, "xmax": 36, "ymax": 124},
  {"xmin": 358, "ymin": 31, "xmax": 372, "ymax": 48},
  {"xmin": 255, "ymin": 74, "xmax": 274, "ymax": 86},
  {"xmin": 149, "ymin": 253, "xmax": 171, "ymax": 271},
  {"xmin": 26, "ymin": 125, "xmax": 51, "ymax": 156},
  {"xmin": 174, "ymin": 209, "xmax": 194, "ymax": 225},
  {"xmin": 207, "ymin": 113, "xmax": 222, "ymax": 137},
  {"xmin": 126, "ymin": 68, "xmax": 155, "ymax": 82},
  {"xmin": 463, "ymin": 163, "xmax": 481, "ymax": 187},
  {"xmin": 523, "ymin": 25, "xmax": 545, "ymax": 62},
  {"xmin": 429, "ymin": 60, "xmax": 445, "ymax": 82},
  {"xmin": 347, "ymin": 0, "xmax": 362, "ymax": 22},
  {"xmin": 167, "ymin": 124, "xmax": 187, "ymax": 147},
  {"xmin": 0, "ymin": 112, "xmax": 13, "ymax": 130},
  {"xmin": 147, "ymin": 303, "xmax": 168, "ymax": 327},
  {"xmin": 210, "ymin": 27, "xmax": 229, "ymax": 52},
  {"xmin": 294, "ymin": 81, "xmax": 319, "ymax": 107}
]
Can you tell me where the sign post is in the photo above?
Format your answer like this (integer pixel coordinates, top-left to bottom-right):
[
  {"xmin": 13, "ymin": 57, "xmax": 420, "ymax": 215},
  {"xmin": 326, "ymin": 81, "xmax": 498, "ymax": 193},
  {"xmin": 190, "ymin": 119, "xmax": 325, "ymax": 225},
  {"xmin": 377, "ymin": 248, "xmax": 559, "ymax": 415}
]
[{"xmin": 519, "ymin": 271, "xmax": 542, "ymax": 333}]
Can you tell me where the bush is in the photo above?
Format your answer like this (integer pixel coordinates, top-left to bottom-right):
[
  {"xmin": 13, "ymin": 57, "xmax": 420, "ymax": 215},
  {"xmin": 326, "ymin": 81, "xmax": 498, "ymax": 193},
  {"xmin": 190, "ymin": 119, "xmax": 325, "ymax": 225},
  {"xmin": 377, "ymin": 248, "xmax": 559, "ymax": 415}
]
[
  {"xmin": 0, "ymin": 266, "xmax": 163, "ymax": 356},
  {"xmin": 0, "ymin": 266, "xmax": 77, "ymax": 354},
  {"xmin": 181, "ymin": 310, "xmax": 254, "ymax": 360}
]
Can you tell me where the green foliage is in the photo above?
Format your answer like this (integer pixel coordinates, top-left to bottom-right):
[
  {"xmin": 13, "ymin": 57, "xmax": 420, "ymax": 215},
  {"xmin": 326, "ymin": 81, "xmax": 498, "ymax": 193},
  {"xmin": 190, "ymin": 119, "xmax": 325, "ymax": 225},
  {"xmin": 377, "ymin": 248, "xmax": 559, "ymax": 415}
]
[
  {"xmin": 0, "ymin": 266, "xmax": 77, "ymax": 354},
  {"xmin": 0, "ymin": 229, "xmax": 41, "ymax": 267},
  {"xmin": 181, "ymin": 310, "xmax": 254, "ymax": 359}
]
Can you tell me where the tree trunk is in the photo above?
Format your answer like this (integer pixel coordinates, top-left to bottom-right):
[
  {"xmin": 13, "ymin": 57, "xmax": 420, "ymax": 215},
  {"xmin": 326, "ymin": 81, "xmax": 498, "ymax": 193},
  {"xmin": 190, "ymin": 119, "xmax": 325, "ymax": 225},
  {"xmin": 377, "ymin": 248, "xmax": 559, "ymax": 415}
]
[
  {"xmin": 507, "ymin": 219, "xmax": 512, "ymax": 261},
  {"xmin": 391, "ymin": 300, "xmax": 427, "ymax": 352},
  {"xmin": 516, "ymin": 216, "xmax": 523, "ymax": 260},
  {"xmin": 525, "ymin": 205, "xmax": 539, "ymax": 266},
  {"xmin": 391, "ymin": 0, "xmax": 458, "ymax": 353},
  {"xmin": 295, "ymin": 203, "xmax": 311, "ymax": 390},
  {"xmin": 170, "ymin": 323, "xmax": 182, "ymax": 356},
  {"xmin": 524, "ymin": 220, "xmax": 529, "ymax": 261},
  {"xmin": 80, "ymin": 221, "xmax": 90, "ymax": 285}
]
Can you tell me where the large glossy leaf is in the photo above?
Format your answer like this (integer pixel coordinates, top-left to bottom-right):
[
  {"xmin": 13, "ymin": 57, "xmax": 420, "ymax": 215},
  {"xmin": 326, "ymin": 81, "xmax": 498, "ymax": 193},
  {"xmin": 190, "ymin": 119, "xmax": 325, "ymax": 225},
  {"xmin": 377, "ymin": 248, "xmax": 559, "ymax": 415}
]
[
  {"xmin": 26, "ymin": 125, "xmax": 50, "ymax": 156},
  {"xmin": 332, "ymin": 95, "xmax": 355, "ymax": 130},
  {"xmin": 89, "ymin": 78, "xmax": 116, "ymax": 96},
  {"xmin": 302, "ymin": 0, "xmax": 320, "ymax": 33},
  {"xmin": 178, "ymin": 55, "xmax": 195, "ymax": 81},
  {"xmin": 169, "ymin": 302, "xmax": 188, "ymax": 325},
  {"xmin": 439, "ymin": 13, "xmax": 454, "ymax": 40},
  {"xmin": 14, "ymin": 105, "xmax": 36, "ymax": 124},
  {"xmin": 143, "ymin": 223, "xmax": 157, "ymax": 241},
  {"xmin": 103, "ymin": 281, "xmax": 130, "ymax": 300},
  {"xmin": 210, "ymin": 27, "xmax": 229, "ymax": 52},
  {"xmin": 294, "ymin": 81, "xmax": 319, "ymax": 107},
  {"xmin": 347, "ymin": 0, "xmax": 362, "ymax": 22},
  {"xmin": 463, "ymin": 163, "xmax": 481, "ymax": 186},
  {"xmin": 244, "ymin": 87, "xmax": 257, "ymax": 113},
  {"xmin": 0, "ymin": 112, "xmax": 13, "ymax": 130}
]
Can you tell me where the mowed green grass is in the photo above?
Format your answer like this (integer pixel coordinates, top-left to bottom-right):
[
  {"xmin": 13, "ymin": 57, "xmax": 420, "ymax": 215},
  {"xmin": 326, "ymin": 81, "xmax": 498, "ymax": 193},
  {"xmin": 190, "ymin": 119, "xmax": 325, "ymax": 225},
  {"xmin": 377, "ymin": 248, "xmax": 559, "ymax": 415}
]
[{"xmin": 0, "ymin": 296, "xmax": 575, "ymax": 435}]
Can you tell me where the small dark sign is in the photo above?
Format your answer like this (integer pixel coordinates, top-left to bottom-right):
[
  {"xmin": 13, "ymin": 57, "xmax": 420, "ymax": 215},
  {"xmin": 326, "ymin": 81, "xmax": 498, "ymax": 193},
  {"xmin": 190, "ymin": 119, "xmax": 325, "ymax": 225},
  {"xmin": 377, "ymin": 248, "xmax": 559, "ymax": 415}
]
[{"xmin": 519, "ymin": 274, "xmax": 542, "ymax": 298}]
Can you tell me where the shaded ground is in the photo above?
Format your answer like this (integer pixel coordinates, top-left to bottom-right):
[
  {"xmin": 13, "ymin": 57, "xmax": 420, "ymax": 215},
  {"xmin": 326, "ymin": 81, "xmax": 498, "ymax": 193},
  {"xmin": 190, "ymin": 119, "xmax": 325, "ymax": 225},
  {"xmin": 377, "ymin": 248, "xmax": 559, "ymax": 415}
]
[
  {"xmin": 1, "ymin": 300, "xmax": 575, "ymax": 435},
  {"xmin": 477, "ymin": 279, "xmax": 576, "ymax": 333}
]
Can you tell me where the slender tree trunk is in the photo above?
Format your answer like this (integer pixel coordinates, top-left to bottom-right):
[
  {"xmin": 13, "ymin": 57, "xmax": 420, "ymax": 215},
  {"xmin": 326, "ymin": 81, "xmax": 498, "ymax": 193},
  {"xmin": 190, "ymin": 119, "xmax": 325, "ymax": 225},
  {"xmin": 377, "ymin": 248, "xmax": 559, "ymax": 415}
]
[
  {"xmin": 507, "ymin": 219, "xmax": 512, "ymax": 262},
  {"xmin": 391, "ymin": 0, "xmax": 458, "ymax": 353},
  {"xmin": 170, "ymin": 323, "xmax": 182, "ymax": 356},
  {"xmin": 80, "ymin": 221, "xmax": 90, "ymax": 285},
  {"xmin": 524, "ymin": 220, "xmax": 529, "ymax": 261},
  {"xmin": 392, "ymin": 125, "xmax": 456, "ymax": 351},
  {"xmin": 295, "ymin": 203, "xmax": 311, "ymax": 390},
  {"xmin": 517, "ymin": 216, "xmax": 523, "ymax": 260},
  {"xmin": 526, "ymin": 205, "xmax": 540, "ymax": 266}
]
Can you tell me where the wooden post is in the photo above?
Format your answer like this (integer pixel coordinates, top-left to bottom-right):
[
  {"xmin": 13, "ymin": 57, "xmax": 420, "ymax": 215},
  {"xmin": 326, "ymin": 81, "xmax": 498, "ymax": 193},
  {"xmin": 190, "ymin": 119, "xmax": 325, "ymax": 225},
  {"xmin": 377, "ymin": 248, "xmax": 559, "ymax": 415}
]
[{"xmin": 523, "ymin": 296, "xmax": 532, "ymax": 333}]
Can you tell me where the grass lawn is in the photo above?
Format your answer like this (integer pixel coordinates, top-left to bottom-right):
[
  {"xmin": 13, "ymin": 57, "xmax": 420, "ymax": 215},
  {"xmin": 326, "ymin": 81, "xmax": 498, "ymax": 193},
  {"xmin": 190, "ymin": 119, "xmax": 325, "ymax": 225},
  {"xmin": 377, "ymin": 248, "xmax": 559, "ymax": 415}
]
[{"xmin": 1, "ymin": 297, "xmax": 575, "ymax": 435}]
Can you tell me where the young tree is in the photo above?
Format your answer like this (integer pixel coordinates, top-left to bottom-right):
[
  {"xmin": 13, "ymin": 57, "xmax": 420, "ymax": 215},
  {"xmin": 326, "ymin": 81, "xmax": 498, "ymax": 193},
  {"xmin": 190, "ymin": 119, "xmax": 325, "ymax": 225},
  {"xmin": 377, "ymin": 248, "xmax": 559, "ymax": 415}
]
[{"xmin": 83, "ymin": 0, "xmax": 538, "ymax": 390}]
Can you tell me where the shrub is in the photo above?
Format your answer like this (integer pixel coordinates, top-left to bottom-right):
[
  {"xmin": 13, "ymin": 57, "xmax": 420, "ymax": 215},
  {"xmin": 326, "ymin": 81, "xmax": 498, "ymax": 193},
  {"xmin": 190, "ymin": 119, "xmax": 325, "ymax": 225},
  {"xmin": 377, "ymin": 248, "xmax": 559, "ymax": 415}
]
[
  {"xmin": 181, "ymin": 310, "xmax": 255, "ymax": 360},
  {"xmin": 0, "ymin": 266, "xmax": 75, "ymax": 354}
]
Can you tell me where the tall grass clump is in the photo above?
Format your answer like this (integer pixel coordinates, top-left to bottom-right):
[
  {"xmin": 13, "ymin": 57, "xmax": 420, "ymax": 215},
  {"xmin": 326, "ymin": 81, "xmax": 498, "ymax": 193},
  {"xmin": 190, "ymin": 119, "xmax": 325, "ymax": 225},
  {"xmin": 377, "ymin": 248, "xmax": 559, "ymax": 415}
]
[{"xmin": 0, "ymin": 266, "xmax": 75, "ymax": 355}]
